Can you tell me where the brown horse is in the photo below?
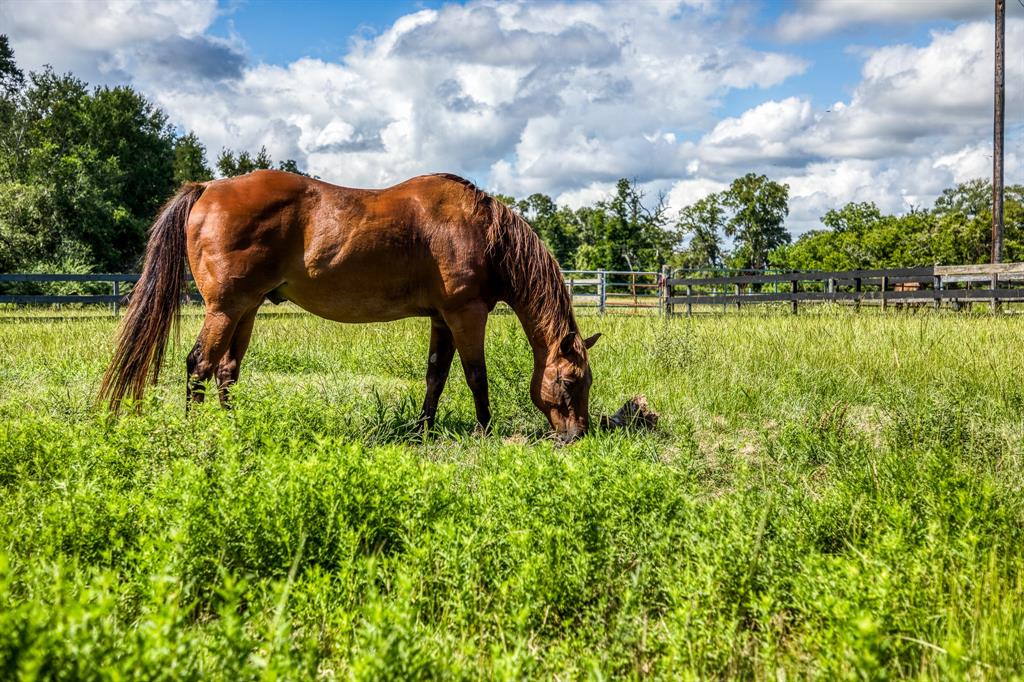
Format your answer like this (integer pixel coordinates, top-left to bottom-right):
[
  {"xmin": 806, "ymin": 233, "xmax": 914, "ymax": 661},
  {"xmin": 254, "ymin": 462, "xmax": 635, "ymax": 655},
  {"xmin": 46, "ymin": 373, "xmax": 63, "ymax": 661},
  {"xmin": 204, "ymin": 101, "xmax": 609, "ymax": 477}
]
[{"xmin": 99, "ymin": 170, "xmax": 600, "ymax": 441}]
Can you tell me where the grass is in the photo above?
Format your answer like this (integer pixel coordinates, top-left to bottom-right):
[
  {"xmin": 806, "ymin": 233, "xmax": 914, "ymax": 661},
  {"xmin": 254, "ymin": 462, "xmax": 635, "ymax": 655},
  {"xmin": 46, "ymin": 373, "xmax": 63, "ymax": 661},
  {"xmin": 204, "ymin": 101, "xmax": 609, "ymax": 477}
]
[{"xmin": 1, "ymin": 305, "xmax": 1023, "ymax": 679}]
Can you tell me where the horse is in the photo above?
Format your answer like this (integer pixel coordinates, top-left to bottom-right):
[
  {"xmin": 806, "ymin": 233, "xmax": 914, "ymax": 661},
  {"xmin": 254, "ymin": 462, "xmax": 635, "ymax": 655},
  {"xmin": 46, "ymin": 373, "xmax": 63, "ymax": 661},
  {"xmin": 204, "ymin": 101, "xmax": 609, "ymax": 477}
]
[{"xmin": 99, "ymin": 170, "xmax": 600, "ymax": 442}]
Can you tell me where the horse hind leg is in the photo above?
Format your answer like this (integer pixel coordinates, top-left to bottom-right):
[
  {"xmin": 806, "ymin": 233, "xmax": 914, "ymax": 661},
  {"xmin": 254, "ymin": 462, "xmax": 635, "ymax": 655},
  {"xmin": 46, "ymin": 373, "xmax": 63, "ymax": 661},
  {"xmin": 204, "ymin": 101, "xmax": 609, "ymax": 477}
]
[
  {"xmin": 186, "ymin": 307, "xmax": 243, "ymax": 405},
  {"xmin": 214, "ymin": 306, "xmax": 259, "ymax": 406}
]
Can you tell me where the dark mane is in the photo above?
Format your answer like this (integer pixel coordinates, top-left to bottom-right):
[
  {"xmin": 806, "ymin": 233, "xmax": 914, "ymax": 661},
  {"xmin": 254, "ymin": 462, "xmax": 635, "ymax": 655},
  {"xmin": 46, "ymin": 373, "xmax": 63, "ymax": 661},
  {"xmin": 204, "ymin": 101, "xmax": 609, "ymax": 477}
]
[
  {"xmin": 431, "ymin": 173, "xmax": 575, "ymax": 341},
  {"xmin": 486, "ymin": 198, "xmax": 577, "ymax": 340}
]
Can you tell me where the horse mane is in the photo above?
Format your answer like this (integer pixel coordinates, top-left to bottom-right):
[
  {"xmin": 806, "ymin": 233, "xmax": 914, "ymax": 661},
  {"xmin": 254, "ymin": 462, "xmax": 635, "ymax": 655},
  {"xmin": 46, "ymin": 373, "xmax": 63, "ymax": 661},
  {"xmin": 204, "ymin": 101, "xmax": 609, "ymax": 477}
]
[{"xmin": 430, "ymin": 173, "xmax": 576, "ymax": 342}]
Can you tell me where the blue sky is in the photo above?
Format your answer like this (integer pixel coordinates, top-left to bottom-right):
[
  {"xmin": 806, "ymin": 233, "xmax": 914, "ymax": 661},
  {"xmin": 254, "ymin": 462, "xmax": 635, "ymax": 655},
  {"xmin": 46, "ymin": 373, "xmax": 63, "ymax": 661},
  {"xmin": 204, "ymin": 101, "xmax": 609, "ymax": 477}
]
[
  {"xmin": 3, "ymin": 0, "xmax": 1022, "ymax": 231},
  {"xmin": 207, "ymin": 1, "xmax": 448, "ymax": 65}
]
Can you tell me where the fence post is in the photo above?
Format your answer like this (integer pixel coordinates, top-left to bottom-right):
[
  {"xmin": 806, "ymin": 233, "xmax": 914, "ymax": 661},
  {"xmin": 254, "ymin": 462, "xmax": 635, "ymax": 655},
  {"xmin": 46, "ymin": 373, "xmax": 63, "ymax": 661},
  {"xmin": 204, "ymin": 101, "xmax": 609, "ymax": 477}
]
[
  {"xmin": 880, "ymin": 275, "xmax": 888, "ymax": 311},
  {"xmin": 991, "ymin": 273, "xmax": 1000, "ymax": 313},
  {"xmin": 933, "ymin": 274, "xmax": 942, "ymax": 311},
  {"xmin": 598, "ymin": 270, "xmax": 606, "ymax": 315},
  {"xmin": 686, "ymin": 284, "xmax": 693, "ymax": 317},
  {"xmin": 112, "ymin": 280, "xmax": 120, "ymax": 316},
  {"xmin": 790, "ymin": 277, "xmax": 798, "ymax": 314},
  {"xmin": 734, "ymin": 283, "xmax": 741, "ymax": 312},
  {"xmin": 660, "ymin": 265, "xmax": 672, "ymax": 316},
  {"xmin": 854, "ymin": 277, "xmax": 862, "ymax": 311}
]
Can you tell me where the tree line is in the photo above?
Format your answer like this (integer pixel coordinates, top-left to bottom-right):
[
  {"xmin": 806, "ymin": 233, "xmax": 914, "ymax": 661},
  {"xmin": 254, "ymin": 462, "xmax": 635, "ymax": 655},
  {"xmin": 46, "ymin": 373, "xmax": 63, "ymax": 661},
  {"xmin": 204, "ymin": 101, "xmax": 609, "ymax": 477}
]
[
  {"xmin": 1, "ymin": 34, "xmax": 1021, "ymax": 277},
  {"xmin": 0, "ymin": 36, "xmax": 304, "ymax": 275}
]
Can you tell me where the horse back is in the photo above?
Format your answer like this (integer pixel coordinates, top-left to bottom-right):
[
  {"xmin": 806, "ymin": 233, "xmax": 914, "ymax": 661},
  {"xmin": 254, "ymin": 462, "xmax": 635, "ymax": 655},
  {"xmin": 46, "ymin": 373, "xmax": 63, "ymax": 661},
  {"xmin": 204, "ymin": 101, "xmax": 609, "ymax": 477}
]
[{"xmin": 186, "ymin": 170, "xmax": 497, "ymax": 320}]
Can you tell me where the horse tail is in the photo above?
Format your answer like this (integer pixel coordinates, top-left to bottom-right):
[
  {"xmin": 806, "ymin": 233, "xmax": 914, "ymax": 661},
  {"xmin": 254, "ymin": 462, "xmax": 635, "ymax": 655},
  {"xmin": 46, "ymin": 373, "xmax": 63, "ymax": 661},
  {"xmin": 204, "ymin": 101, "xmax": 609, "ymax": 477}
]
[{"xmin": 98, "ymin": 183, "xmax": 206, "ymax": 411}]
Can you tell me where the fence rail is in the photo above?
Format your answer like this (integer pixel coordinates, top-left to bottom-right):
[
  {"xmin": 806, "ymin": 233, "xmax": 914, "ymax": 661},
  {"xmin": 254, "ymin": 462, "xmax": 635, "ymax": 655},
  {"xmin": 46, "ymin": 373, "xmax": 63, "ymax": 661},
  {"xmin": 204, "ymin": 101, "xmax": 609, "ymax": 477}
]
[
  {"xmin": 2, "ymin": 273, "xmax": 155, "ymax": 314},
  {"xmin": 664, "ymin": 264, "xmax": 1024, "ymax": 315},
  {"xmin": 4, "ymin": 264, "xmax": 1024, "ymax": 315}
]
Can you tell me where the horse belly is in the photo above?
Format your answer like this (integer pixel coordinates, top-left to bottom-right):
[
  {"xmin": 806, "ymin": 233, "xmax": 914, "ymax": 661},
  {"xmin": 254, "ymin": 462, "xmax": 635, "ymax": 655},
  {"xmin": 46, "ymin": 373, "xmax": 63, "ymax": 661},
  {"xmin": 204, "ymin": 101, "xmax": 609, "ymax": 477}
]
[{"xmin": 277, "ymin": 266, "xmax": 437, "ymax": 323}]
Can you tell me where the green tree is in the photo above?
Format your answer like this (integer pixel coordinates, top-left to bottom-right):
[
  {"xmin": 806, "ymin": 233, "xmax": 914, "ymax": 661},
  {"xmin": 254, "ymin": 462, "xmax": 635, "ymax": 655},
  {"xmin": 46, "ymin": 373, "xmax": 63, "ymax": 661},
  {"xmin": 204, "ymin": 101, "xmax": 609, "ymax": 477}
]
[
  {"xmin": 216, "ymin": 146, "xmax": 273, "ymax": 177},
  {"xmin": 173, "ymin": 131, "xmax": 213, "ymax": 185},
  {"xmin": 576, "ymin": 179, "xmax": 672, "ymax": 271},
  {"xmin": 722, "ymin": 173, "xmax": 790, "ymax": 269},
  {"xmin": 770, "ymin": 181, "xmax": 1024, "ymax": 271},
  {"xmin": 0, "ymin": 35, "xmax": 23, "ymax": 97},
  {"xmin": 277, "ymin": 158, "xmax": 310, "ymax": 176},
  {"xmin": 513, "ymin": 193, "xmax": 581, "ymax": 267},
  {"xmin": 0, "ymin": 58, "xmax": 175, "ymax": 271},
  {"xmin": 821, "ymin": 201, "xmax": 883, "ymax": 233},
  {"xmin": 674, "ymin": 193, "xmax": 726, "ymax": 268},
  {"xmin": 0, "ymin": 36, "xmax": 25, "ymax": 181}
]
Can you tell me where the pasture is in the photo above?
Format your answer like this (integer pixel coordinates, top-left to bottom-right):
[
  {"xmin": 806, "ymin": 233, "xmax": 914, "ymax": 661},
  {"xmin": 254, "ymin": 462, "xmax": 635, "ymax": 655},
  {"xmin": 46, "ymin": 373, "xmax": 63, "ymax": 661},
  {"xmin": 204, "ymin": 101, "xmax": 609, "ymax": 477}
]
[{"xmin": 1, "ymin": 308, "xmax": 1023, "ymax": 679}]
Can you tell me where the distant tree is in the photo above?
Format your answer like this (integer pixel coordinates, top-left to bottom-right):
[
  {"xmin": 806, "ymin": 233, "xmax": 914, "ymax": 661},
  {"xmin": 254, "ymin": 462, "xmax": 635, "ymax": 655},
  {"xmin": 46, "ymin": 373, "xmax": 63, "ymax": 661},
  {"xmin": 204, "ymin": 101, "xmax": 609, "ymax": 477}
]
[
  {"xmin": 575, "ymin": 179, "xmax": 672, "ymax": 271},
  {"xmin": 172, "ymin": 131, "xmax": 213, "ymax": 185},
  {"xmin": 722, "ymin": 173, "xmax": 790, "ymax": 269},
  {"xmin": 933, "ymin": 178, "xmax": 990, "ymax": 219},
  {"xmin": 770, "ymin": 181, "xmax": 1024, "ymax": 271},
  {"xmin": 675, "ymin": 193, "xmax": 726, "ymax": 268},
  {"xmin": 277, "ymin": 158, "xmax": 310, "ymax": 176},
  {"xmin": 0, "ymin": 35, "xmax": 23, "ymax": 97},
  {"xmin": 0, "ymin": 36, "xmax": 25, "ymax": 181},
  {"xmin": 821, "ymin": 201, "xmax": 883, "ymax": 233},
  {"xmin": 216, "ymin": 145, "xmax": 273, "ymax": 177},
  {"xmin": 511, "ymin": 193, "xmax": 581, "ymax": 267},
  {"xmin": 0, "ymin": 59, "xmax": 175, "ymax": 271}
]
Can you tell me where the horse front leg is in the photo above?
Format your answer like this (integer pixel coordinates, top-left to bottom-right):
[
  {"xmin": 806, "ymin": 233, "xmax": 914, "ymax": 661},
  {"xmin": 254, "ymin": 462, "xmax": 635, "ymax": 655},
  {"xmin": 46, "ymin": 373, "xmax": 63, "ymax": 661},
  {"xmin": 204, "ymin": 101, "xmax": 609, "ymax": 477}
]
[
  {"xmin": 419, "ymin": 318, "xmax": 455, "ymax": 429},
  {"xmin": 444, "ymin": 303, "xmax": 491, "ymax": 433}
]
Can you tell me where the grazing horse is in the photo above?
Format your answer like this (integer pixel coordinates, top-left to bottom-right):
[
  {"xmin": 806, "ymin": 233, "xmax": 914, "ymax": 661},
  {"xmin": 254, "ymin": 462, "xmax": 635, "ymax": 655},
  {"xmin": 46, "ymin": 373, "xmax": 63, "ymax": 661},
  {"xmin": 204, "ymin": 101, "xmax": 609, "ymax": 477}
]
[{"xmin": 99, "ymin": 170, "xmax": 600, "ymax": 441}]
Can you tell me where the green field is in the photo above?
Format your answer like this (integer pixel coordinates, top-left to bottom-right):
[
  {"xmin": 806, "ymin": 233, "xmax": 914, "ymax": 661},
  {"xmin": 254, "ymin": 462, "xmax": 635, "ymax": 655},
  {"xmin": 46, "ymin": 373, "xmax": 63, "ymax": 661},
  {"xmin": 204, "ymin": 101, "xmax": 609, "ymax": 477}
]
[{"xmin": 1, "ymin": 307, "xmax": 1023, "ymax": 679}]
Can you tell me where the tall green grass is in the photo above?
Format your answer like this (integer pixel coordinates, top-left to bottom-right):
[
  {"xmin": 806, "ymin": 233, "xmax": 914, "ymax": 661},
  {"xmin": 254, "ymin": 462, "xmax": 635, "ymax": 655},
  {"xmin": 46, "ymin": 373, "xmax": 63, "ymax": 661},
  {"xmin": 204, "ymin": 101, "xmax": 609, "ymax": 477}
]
[{"xmin": 1, "ymin": 307, "xmax": 1022, "ymax": 678}]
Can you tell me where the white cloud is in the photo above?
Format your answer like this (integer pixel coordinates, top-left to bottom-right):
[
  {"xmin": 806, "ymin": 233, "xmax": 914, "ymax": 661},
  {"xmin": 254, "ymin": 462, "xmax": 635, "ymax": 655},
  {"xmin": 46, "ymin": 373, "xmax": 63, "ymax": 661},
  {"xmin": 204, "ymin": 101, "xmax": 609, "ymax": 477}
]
[
  {"xmin": 663, "ymin": 19, "xmax": 1024, "ymax": 231},
  {"xmin": 2, "ymin": 0, "xmax": 1021, "ymax": 237},
  {"xmin": 1, "ymin": 0, "xmax": 242, "ymax": 85},
  {"xmin": 775, "ymin": 0, "xmax": 990, "ymax": 42}
]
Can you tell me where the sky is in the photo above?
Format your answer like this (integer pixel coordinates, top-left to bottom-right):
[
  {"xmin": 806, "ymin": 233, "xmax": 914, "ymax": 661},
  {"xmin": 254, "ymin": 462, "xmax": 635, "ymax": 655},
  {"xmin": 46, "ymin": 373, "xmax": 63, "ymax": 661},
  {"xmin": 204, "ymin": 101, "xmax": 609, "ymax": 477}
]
[{"xmin": 2, "ymin": 0, "xmax": 1023, "ymax": 233}]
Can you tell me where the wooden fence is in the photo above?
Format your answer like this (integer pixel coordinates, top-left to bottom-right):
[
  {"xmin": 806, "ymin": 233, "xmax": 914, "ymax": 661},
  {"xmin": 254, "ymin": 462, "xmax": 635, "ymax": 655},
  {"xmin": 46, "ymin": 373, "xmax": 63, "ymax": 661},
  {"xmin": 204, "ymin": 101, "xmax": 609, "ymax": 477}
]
[
  {"xmin": 0, "ymin": 271, "xmax": 669, "ymax": 315},
  {"xmin": 0, "ymin": 273, "xmax": 140, "ymax": 313},
  {"xmin": 4, "ymin": 263, "xmax": 1024, "ymax": 315},
  {"xmin": 664, "ymin": 263, "xmax": 1024, "ymax": 314}
]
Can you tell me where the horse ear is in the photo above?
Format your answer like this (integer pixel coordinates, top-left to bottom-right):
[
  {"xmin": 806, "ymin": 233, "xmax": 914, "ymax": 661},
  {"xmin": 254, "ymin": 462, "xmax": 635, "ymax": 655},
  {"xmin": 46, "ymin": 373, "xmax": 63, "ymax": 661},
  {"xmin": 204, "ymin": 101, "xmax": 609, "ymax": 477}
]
[
  {"xmin": 583, "ymin": 333, "xmax": 601, "ymax": 349},
  {"xmin": 560, "ymin": 331, "xmax": 579, "ymax": 356}
]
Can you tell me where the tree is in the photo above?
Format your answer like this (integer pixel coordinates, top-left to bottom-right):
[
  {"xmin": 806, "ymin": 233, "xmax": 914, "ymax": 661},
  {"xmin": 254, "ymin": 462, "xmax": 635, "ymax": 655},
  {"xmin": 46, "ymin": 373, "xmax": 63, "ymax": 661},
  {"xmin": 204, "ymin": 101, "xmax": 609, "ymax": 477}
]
[
  {"xmin": 173, "ymin": 132, "xmax": 213, "ymax": 185},
  {"xmin": 0, "ymin": 55, "xmax": 176, "ymax": 271},
  {"xmin": 277, "ymin": 158, "xmax": 309, "ymax": 176},
  {"xmin": 770, "ymin": 181, "xmax": 1024, "ymax": 271},
  {"xmin": 0, "ymin": 36, "xmax": 25, "ymax": 181},
  {"xmin": 216, "ymin": 146, "xmax": 273, "ymax": 177},
  {"xmin": 0, "ymin": 35, "xmax": 23, "ymax": 98},
  {"xmin": 821, "ymin": 201, "xmax": 883, "ymax": 233},
  {"xmin": 575, "ymin": 179, "xmax": 672, "ymax": 271},
  {"xmin": 722, "ymin": 173, "xmax": 790, "ymax": 269},
  {"xmin": 510, "ymin": 193, "xmax": 580, "ymax": 267},
  {"xmin": 675, "ymin": 193, "xmax": 726, "ymax": 268}
]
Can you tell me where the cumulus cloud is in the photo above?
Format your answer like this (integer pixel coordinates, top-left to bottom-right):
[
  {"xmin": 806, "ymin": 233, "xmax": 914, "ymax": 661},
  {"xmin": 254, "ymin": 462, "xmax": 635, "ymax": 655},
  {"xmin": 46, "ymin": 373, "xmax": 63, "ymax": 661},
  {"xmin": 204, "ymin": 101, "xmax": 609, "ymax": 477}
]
[
  {"xmin": 775, "ymin": 0, "xmax": 990, "ymax": 42},
  {"xmin": 2, "ymin": 0, "xmax": 1020, "ymax": 235},
  {"xmin": 56, "ymin": 0, "xmax": 802, "ymax": 195},
  {"xmin": 1, "ymin": 0, "xmax": 243, "ymax": 85},
  {"xmin": 664, "ymin": 18, "xmax": 1024, "ymax": 230}
]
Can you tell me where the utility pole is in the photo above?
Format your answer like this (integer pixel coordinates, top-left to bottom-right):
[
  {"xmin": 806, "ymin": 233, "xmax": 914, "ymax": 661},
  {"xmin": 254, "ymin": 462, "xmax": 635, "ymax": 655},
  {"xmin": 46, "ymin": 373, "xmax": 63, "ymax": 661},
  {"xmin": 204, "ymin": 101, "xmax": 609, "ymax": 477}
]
[{"xmin": 993, "ymin": 0, "xmax": 1005, "ymax": 263}]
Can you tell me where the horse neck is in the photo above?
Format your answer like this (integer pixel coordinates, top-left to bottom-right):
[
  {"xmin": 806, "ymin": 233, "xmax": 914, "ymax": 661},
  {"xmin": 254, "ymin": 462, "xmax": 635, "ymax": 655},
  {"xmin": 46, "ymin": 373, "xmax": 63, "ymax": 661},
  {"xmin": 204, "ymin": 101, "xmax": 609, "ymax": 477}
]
[
  {"xmin": 486, "ymin": 198, "xmax": 576, "ymax": 366},
  {"xmin": 506, "ymin": 291, "xmax": 576, "ymax": 368}
]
